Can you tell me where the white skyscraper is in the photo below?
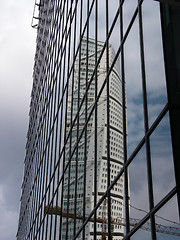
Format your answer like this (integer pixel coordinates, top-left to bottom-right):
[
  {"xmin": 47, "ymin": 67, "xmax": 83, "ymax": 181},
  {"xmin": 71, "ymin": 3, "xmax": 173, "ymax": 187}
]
[{"xmin": 62, "ymin": 38, "xmax": 124, "ymax": 240}]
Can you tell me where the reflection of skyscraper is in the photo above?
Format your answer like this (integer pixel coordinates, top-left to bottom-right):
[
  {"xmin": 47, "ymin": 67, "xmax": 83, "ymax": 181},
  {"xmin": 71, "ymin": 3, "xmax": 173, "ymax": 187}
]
[
  {"xmin": 62, "ymin": 38, "xmax": 124, "ymax": 239},
  {"xmin": 17, "ymin": 1, "xmax": 126, "ymax": 239},
  {"xmin": 16, "ymin": 1, "xmax": 180, "ymax": 240}
]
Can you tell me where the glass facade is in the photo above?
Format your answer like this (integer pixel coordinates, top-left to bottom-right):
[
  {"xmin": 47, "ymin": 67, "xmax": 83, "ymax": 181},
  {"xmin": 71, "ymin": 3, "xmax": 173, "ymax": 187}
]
[{"xmin": 17, "ymin": 1, "xmax": 180, "ymax": 240}]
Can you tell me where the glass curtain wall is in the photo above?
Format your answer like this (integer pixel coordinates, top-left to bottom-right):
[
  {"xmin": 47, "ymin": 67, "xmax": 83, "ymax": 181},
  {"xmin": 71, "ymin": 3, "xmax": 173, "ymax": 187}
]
[{"xmin": 17, "ymin": 0, "xmax": 180, "ymax": 240}]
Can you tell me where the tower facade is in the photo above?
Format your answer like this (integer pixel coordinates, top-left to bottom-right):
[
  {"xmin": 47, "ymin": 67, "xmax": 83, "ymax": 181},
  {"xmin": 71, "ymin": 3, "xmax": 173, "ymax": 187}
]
[{"xmin": 62, "ymin": 38, "xmax": 124, "ymax": 239}]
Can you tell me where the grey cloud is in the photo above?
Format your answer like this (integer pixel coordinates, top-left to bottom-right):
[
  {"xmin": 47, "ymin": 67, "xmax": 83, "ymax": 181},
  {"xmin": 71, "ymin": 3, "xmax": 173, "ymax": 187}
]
[
  {"xmin": 0, "ymin": 186, "xmax": 19, "ymax": 240},
  {"xmin": 0, "ymin": 0, "xmax": 36, "ymax": 239}
]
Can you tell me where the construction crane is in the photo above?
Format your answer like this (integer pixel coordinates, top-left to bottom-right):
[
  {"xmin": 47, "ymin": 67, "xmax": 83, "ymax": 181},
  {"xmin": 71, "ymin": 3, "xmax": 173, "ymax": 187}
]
[{"xmin": 45, "ymin": 205, "xmax": 180, "ymax": 238}]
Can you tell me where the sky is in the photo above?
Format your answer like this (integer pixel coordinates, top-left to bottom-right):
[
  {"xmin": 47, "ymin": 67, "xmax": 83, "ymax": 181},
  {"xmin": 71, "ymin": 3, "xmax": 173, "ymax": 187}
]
[
  {"xmin": 0, "ymin": 1, "xmax": 179, "ymax": 240},
  {"xmin": 0, "ymin": 1, "xmax": 36, "ymax": 239}
]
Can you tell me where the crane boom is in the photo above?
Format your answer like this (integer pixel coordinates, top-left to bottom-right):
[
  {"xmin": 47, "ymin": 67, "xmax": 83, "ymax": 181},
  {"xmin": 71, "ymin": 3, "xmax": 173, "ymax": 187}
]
[{"xmin": 45, "ymin": 206, "xmax": 180, "ymax": 237}]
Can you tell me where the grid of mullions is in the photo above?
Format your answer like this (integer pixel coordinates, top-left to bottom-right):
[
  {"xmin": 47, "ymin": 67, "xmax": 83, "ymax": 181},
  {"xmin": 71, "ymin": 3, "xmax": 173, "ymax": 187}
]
[{"xmin": 17, "ymin": 0, "xmax": 179, "ymax": 240}]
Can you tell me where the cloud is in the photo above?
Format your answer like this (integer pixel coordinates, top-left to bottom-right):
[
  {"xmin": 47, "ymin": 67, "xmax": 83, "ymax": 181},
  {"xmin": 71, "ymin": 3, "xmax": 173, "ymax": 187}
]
[
  {"xmin": 127, "ymin": 105, "xmax": 178, "ymax": 238},
  {"xmin": 0, "ymin": 2, "xmax": 36, "ymax": 114},
  {"xmin": 0, "ymin": 1, "xmax": 36, "ymax": 239},
  {"xmin": 0, "ymin": 185, "xmax": 19, "ymax": 240}
]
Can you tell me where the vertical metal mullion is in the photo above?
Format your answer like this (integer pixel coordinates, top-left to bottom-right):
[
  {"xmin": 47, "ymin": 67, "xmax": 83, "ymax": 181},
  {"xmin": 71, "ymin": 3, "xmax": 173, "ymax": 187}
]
[
  {"xmin": 47, "ymin": 14, "xmax": 60, "ymax": 237},
  {"xmin": 32, "ymin": 164, "xmax": 38, "ymax": 240},
  {"xmin": 52, "ymin": 0, "xmax": 64, "ymax": 237},
  {"xmin": 119, "ymin": 0, "xmax": 130, "ymax": 238},
  {"xmin": 30, "ymin": 131, "xmax": 39, "ymax": 238},
  {"xmin": 34, "ymin": 169, "xmax": 39, "ymax": 240},
  {"xmin": 59, "ymin": 45, "xmax": 68, "ymax": 238},
  {"xmin": 39, "ymin": 126, "xmax": 46, "ymax": 239},
  {"xmin": 83, "ymin": 1, "xmax": 89, "ymax": 239},
  {"xmin": 42, "ymin": 94, "xmax": 51, "ymax": 240},
  {"xmin": 59, "ymin": 32, "xmax": 70, "ymax": 240},
  {"xmin": 32, "ymin": 166, "xmax": 37, "ymax": 239},
  {"xmin": 41, "ymin": 82, "xmax": 51, "ymax": 239},
  {"xmin": 55, "ymin": 80, "xmax": 64, "ymax": 240},
  {"xmin": 65, "ymin": 0, "xmax": 74, "ymax": 238},
  {"xmin": 54, "ymin": 7, "xmax": 65, "ymax": 236},
  {"xmin": 44, "ymin": 35, "xmax": 54, "ymax": 240},
  {"xmin": 73, "ymin": 1, "xmax": 79, "ymax": 236},
  {"xmin": 32, "ymin": 127, "xmax": 40, "ymax": 237},
  {"xmin": 28, "ymin": 152, "xmax": 34, "ymax": 239},
  {"xmin": 105, "ymin": 0, "xmax": 111, "ymax": 239},
  {"xmin": 48, "ymin": 49, "xmax": 59, "ymax": 240},
  {"xmin": 39, "ymin": 88, "xmax": 48, "ymax": 240},
  {"xmin": 45, "ymin": 77, "xmax": 54, "ymax": 240},
  {"xmin": 53, "ymin": 89, "xmax": 62, "ymax": 240},
  {"xmin": 37, "ymin": 148, "xmax": 44, "ymax": 239},
  {"xmin": 160, "ymin": 2, "xmax": 180, "ymax": 217},
  {"xmin": 37, "ymin": 116, "xmax": 45, "ymax": 232},
  {"xmin": 46, "ymin": 44, "xmax": 53, "ymax": 101},
  {"xmin": 58, "ymin": 0, "xmax": 69, "ymax": 237},
  {"xmin": 35, "ymin": 163, "xmax": 41, "ymax": 238},
  {"xmin": 35, "ymin": 143, "xmax": 42, "ymax": 239},
  {"xmin": 93, "ymin": 0, "xmax": 98, "ymax": 239},
  {"xmin": 58, "ymin": 57, "xmax": 67, "ymax": 240},
  {"xmin": 53, "ymin": 0, "xmax": 68, "ymax": 238},
  {"xmin": 36, "ymin": 135, "xmax": 42, "ymax": 240},
  {"xmin": 39, "ymin": 87, "xmax": 48, "ymax": 240},
  {"xmin": 37, "ymin": 132, "xmax": 45, "ymax": 240},
  {"xmin": 138, "ymin": 3, "xmax": 156, "ymax": 240}
]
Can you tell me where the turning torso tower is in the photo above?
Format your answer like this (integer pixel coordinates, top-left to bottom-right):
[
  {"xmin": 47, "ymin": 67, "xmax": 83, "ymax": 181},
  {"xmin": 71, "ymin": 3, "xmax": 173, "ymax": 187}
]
[{"xmin": 62, "ymin": 38, "xmax": 124, "ymax": 239}]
